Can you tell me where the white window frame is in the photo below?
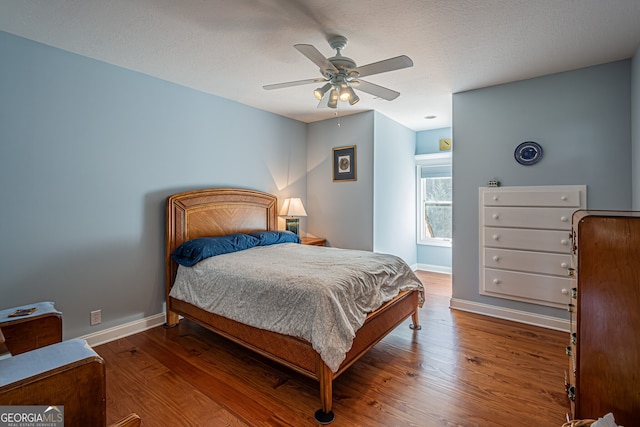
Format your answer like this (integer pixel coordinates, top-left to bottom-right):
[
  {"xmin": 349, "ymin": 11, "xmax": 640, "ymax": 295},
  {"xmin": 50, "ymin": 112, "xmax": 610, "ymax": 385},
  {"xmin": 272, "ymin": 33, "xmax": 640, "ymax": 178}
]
[{"xmin": 416, "ymin": 152, "xmax": 452, "ymax": 247}]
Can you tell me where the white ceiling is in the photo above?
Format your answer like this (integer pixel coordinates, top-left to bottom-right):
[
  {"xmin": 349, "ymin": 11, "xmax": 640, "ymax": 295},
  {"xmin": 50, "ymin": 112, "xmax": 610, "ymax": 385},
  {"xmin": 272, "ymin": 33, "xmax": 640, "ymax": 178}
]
[{"xmin": 1, "ymin": 0, "xmax": 639, "ymax": 131}]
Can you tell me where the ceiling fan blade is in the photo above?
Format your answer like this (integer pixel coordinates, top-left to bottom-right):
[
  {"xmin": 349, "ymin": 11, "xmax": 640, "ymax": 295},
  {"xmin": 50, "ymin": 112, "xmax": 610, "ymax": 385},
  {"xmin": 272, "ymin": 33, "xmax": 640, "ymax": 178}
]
[
  {"xmin": 263, "ymin": 77, "xmax": 326, "ymax": 90},
  {"xmin": 294, "ymin": 44, "xmax": 339, "ymax": 76},
  {"xmin": 350, "ymin": 55, "xmax": 413, "ymax": 78},
  {"xmin": 351, "ymin": 79, "xmax": 400, "ymax": 101}
]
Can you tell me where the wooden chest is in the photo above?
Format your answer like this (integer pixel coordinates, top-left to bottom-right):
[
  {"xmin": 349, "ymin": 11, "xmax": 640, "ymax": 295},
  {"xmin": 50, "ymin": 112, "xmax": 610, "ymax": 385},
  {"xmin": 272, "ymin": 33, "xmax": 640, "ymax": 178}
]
[{"xmin": 567, "ymin": 210, "xmax": 640, "ymax": 425}]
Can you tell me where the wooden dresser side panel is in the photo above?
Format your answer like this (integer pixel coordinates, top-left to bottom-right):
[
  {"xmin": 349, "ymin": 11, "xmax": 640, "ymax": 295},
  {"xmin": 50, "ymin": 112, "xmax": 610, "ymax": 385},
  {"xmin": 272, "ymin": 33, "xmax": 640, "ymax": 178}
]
[{"xmin": 576, "ymin": 215, "xmax": 640, "ymax": 424}]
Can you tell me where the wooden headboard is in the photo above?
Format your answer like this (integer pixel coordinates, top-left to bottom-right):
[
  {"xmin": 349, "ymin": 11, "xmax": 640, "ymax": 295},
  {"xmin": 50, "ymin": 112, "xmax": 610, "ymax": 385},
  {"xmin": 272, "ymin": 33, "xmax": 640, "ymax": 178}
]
[{"xmin": 165, "ymin": 188, "xmax": 278, "ymax": 296}]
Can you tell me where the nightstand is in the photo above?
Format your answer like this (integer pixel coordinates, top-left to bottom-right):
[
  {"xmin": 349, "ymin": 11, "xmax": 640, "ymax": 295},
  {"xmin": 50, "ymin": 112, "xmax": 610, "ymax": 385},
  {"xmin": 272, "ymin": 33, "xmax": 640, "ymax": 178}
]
[
  {"xmin": 0, "ymin": 302, "xmax": 62, "ymax": 356},
  {"xmin": 301, "ymin": 237, "xmax": 326, "ymax": 246}
]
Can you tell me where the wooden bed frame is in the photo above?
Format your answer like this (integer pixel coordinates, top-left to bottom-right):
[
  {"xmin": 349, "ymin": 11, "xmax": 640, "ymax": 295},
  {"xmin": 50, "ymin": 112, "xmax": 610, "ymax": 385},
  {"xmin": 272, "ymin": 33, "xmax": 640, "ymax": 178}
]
[{"xmin": 165, "ymin": 188, "xmax": 421, "ymax": 424}]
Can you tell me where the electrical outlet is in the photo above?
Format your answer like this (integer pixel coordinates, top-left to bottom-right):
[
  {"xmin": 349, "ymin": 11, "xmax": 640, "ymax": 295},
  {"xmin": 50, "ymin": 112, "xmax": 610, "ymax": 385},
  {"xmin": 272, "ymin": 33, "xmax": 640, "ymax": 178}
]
[{"xmin": 90, "ymin": 309, "xmax": 102, "ymax": 326}]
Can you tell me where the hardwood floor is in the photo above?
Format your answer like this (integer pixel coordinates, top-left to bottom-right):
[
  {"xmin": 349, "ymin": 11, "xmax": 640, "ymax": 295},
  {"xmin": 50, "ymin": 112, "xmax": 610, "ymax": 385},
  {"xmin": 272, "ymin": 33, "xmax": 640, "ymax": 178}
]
[{"xmin": 96, "ymin": 271, "xmax": 570, "ymax": 426}]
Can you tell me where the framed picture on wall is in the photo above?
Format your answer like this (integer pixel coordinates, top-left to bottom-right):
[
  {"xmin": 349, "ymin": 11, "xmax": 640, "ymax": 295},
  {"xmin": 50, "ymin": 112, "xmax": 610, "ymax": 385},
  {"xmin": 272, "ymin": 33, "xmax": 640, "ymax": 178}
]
[{"xmin": 332, "ymin": 145, "xmax": 357, "ymax": 182}]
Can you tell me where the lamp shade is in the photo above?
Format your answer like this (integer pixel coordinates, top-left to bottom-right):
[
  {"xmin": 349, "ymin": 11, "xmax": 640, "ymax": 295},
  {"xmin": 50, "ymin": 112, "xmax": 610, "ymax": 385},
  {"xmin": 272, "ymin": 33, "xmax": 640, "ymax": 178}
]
[
  {"xmin": 280, "ymin": 198, "xmax": 307, "ymax": 217},
  {"xmin": 314, "ymin": 83, "xmax": 332, "ymax": 100},
  {"xmin": 338, "ymin": 82, "xmax": 351, "ymax": 101},
  {"xmin": 327, "ymin": 89, "xmax": 339, "ymax": 108},
  {"xmin": 347, "ymin": 86, "xmax": 359, "ymax": 105}
]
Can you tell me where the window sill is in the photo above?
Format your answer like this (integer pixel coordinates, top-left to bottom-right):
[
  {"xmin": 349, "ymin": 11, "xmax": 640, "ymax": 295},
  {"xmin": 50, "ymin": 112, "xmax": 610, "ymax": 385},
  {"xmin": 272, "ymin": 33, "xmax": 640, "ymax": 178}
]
[{"xmin": 417, "ymin": 240, "xmax": 452, "ymax": 248}]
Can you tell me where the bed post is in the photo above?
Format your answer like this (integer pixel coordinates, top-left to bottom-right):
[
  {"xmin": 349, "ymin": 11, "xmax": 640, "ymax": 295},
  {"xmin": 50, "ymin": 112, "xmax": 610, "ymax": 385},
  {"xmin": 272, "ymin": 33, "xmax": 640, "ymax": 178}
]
[
  {"xmin": 165, "ymin": 262, "xmax": 179, "ymax": 328},
  {"xmin": 409, "ymin": 310, "xmax": 421, "ymax": 330},
  {"xmin": 165, "ymin": 241, "xmax": 180, "ymax": 328},
  {"xmin": 165, "ymin": 194, "xmax": 181, "ymax": 328},
  {"xmin": 315, "ymin": 361, "xmax": 335, "ymax": 424},
  {"xmin": 165, "ymin": 307, "xmax": 179, "ymax": 328}
]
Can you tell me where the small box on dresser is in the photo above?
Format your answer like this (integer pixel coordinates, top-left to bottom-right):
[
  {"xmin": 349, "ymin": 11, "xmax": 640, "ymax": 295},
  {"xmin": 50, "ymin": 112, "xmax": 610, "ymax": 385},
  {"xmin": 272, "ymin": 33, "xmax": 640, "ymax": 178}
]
[{"xmin": 566, "ymin": 210, "xmax": 640, "ymax": 426}]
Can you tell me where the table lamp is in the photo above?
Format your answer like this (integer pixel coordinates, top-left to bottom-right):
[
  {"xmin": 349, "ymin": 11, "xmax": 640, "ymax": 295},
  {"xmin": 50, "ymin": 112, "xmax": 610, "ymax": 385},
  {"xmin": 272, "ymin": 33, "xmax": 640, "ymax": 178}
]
[{"xmin": 280, "ymin": 198, "xmax": 307, "ymax": 236}]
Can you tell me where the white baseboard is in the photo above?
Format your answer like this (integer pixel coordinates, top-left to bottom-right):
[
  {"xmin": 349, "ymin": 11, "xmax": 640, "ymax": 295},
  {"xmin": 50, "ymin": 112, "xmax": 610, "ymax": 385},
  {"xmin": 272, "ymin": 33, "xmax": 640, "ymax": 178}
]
[
  {"xmin": 449, "ymin": 298, "xmax": 570, "ymax": 332},
  {"xmin": 416, "ymin": 263, "xmax": 452, "ymax": 275},
  {"xmin": 79, "ymin": 312, "xmax": 166, "ymax": 347},
  {"xmin": 76, "ymin": 297, "xmax": 567, "ymax": 348}
]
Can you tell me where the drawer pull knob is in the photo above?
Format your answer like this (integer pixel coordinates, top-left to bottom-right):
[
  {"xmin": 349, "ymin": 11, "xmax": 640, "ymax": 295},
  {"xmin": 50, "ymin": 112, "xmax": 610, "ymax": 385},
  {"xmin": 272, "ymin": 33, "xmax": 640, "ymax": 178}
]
[
  {"xmin": 561, "ymin": 262, "xmax": 568, "ymax": 268},
  {"xmin": 560, "ymin": 216, "xmax": 568, "ymax": 222},
  {"xmin": 492, "ymin": 256, "xmax": 500, "ymax": 262},
  {"xmin": 492, "ymin": 234, "xmax": 499, "ymax": 240},
  {"xmin": 561, "ymin": 288, "xmax": 569, "ymax": 295},
  {"xmin": 493, "ymin": 196, "xmax": 498, "ymax": 201},
  {"xmin": 492, "ymin": 214, "xmax": 499, "ymax": 220},
  {"xmin": 561, "ymin": 239, "xmax": 568, "ymax": 245},
  {"xmin": 561, "ymin": 195, "xmax": 568, "ymax": 201},
  {"xmin": 493, "ymin": 278, "xmax": 500, "ymax": 285}
]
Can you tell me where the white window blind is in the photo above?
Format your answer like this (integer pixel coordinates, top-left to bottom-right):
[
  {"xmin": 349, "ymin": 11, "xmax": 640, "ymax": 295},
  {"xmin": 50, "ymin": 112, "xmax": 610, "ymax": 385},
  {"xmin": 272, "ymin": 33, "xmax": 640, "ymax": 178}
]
[{"xmin": 416, "ymin": 153, "xmax": 452, "ymax": 246}]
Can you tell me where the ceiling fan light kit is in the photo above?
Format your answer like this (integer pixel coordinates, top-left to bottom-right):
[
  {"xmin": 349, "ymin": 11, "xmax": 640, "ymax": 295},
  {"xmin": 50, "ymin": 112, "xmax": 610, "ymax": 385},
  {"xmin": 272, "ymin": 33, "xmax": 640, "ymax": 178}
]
[
  {"xmin": 264, "ymin": 35, "xmax": 413, "ymax": 109},
  {"xmin": 313, "ymin": 83, "xmax": 333, "ymax": 100},
  {"xmin": 346, "ymin": 87, "xmax": 359, "ymax": 105},
  {"xmin": 338, "ymin": 82, "xmax": 351, "ymax": 101},
  {"xmin": 327, "ymin": 88, "xmax": 339, "ymax": 108}
]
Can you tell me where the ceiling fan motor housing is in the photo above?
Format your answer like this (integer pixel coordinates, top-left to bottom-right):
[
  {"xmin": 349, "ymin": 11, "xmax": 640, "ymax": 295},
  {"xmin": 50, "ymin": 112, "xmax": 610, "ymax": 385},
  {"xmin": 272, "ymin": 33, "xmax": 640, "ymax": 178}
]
[
  {"xmin": 326, "ymin": 35, "xmax": 358, "ymax": 76},
  {"xmin": 328, "ymin": 56, "xmax": 357, "ymax": 72}
]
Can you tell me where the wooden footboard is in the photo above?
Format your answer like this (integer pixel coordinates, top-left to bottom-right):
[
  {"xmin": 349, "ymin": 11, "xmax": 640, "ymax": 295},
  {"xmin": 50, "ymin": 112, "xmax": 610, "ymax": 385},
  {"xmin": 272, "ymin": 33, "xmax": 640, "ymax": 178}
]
[
  {"xmin": 168, "ymin": 289, "xmax": 420, "ymax": 423},
  {"xmin": 169, "ymin": 297, "xmax": 319, "ymax": 378}
]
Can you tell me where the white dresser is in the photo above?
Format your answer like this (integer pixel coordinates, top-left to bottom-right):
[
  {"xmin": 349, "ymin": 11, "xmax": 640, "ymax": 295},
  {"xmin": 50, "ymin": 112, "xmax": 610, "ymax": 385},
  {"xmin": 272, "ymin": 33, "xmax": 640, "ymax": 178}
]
[{"xmin": 479, "ymin": 185, "xmax": 586, "ymax": 308}]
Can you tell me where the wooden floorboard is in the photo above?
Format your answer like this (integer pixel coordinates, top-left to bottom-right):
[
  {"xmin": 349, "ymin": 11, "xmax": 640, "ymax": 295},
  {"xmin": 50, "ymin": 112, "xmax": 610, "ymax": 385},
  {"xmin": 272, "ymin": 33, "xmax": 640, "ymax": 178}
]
[{"xmin": 96, "ymin": 271, "xmax": 570, "ymax": 426}]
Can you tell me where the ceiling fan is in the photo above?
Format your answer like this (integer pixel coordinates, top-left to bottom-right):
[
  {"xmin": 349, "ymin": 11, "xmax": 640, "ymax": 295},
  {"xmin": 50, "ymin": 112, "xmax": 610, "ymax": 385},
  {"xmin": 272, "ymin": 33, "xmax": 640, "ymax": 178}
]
[{"xmin": 263, "ymin": 35, "xmax": 413, "ymax": 108}]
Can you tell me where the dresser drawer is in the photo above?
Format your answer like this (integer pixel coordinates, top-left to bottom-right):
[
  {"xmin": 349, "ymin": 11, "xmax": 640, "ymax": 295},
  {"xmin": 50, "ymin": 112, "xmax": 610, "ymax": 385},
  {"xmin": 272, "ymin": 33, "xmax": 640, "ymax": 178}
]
[
  {"xmin": 484, "ymin": 227, "xmax": 572, "ymax": 253},
  {"xmin": 484, "ymin": 248, "xmax": 572, "ymax": 276},
  {"xmin": 483, "ymin": 207, "xmax": 575, "ymax": 230},
  {"xmin": 483, "ymin": 188, "xmax": 582, "ymax": 207},
  {"xmin": 482, "ymin": 268, "xmax": 573, "ymax": 306}
]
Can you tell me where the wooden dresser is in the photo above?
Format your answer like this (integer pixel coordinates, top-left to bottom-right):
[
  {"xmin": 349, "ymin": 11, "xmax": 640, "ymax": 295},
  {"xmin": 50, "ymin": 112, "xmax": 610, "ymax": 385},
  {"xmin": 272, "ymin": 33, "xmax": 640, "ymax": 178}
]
[
  {"xmin": 479, "ymin": 185, "xmax": 586, "ymax": 308},
  {"xmin": 566, "ymin": 210, "xmax": 640, "ymax": 425}
]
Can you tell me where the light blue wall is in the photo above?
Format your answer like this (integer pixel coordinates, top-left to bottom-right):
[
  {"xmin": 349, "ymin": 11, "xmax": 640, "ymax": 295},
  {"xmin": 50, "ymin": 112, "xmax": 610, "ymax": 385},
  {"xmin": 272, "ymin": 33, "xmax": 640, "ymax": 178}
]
[
  {"xmin": 633, "ymin": 44, "xmax": 640, "ymax": 210},
  {"xmin": 373, "ymin": 112, "xmax": 417, "ymax": 265},
  {"xmin": 416, "ymin": 127, "xmax": 452, "ymax": 155},
  {"xmin": 306, "ymin": 111, "xmax": 418, "ymax": 266},
  {"xmin": 415, "ymin": 127, "xmax": 453, "ymax": 270},
  {"xmin": 0, "ymin": 31, "xmax": 307, "ymax": 340},
  {"xmin": 452, "ymin": 60, "xmax": 632, "ymax": 319},
  {"xmin": 306, "ymin": 112, "xmax": 375, "ymax": 250}
]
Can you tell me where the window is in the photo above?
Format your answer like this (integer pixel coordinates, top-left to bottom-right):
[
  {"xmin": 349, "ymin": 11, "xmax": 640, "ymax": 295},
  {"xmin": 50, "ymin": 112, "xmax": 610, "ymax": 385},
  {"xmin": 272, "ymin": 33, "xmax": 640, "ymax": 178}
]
[{"xmin": 416, "ymin": 153, "xmax": 452, "ymax": 246}]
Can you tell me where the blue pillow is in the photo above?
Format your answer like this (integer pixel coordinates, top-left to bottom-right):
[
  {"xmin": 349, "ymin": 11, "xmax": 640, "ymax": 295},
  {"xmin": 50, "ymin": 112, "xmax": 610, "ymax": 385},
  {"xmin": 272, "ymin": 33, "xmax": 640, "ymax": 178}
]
[
  {"xmin": 172, "ymin": 233, "xmax": 259, "ymax": 266},
  {"xmin": 248, "ymin": 230, "xmax": 301, "ymax": 246}
]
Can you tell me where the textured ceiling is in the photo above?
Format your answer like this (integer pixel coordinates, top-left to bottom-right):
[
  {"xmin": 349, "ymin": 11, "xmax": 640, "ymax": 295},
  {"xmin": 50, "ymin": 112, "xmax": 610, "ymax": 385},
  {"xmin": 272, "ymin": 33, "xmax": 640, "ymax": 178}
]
[{"xmin": 1, "ymin": 0, "xmax": 639, "ymax": 131}]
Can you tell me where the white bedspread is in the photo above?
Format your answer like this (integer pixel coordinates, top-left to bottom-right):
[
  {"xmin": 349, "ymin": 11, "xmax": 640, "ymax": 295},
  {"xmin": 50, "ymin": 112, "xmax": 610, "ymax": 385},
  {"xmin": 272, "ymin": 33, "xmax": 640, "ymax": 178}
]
[{"xmin": 169, "ymin": 243, "xmax": 424, "ymax": 372}]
